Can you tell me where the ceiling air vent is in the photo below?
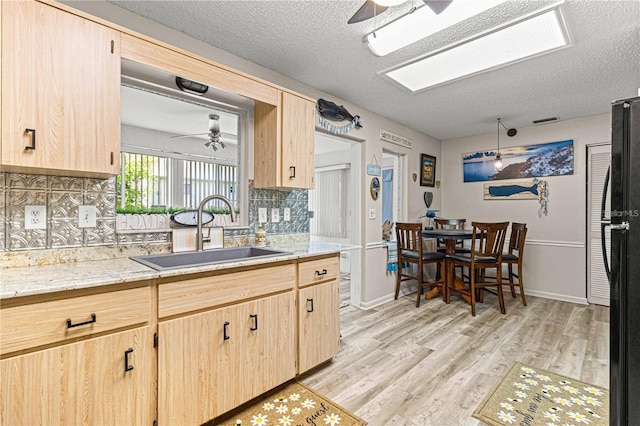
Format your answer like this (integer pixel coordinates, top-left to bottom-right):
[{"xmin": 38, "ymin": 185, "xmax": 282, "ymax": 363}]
[
  {"xmin": 175, "ymin": 76, "xmax": 208, "ymax": 95},
  {"xmin": 532, "ymin": 116, "xmax": 558, "ymax": 125}
]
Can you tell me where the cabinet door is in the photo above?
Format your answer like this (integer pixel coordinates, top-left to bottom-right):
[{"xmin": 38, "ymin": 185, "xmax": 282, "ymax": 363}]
[
  {"xmin": 158, "ymin": 304, "xmax": 239, "ymax": 425},
  {"xmin": 239, "ymin": 292, "xmax": 296, "ymax": 402},
  {"xmin": 159, "ymin": 293, "xmax": 296, "ymax": 424},
  {"xmin": 1, "ymin": 1, "xmax": 120, "ymax": 176},
  {"xmin": 0, "ymin": 327, "xmax": 153, "ymax": 426},
  {"xmin": 281, "ymin": 92, "xmax": 315, "ymax": 189},
  {"xmin": 298, "ymin": 279, "xmax": 340, "ymax": 374}
]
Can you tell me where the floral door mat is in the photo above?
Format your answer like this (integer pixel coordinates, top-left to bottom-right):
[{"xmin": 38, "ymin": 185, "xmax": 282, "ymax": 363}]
[
  {"xmin": 216, "ymin": 381, "xmax": 367, "ymax": 426},
  {"xmin": 473, "ymin": 362, "xmax": 608, "ymax": 425}
]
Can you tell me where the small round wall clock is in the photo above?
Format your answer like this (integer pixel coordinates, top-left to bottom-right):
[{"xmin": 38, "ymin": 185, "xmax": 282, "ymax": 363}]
[{"xmin": 170, "ymin": 210, "xmax": 214, "ymax": 226}]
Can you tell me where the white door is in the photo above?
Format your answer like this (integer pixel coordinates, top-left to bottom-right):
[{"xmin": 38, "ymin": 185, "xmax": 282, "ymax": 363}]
[{"xmin": 587, "ymin": 144, "xmax": 611, "ymax": 306}]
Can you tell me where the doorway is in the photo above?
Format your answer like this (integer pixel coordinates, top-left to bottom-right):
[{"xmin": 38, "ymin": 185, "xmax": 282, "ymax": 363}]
[
  {"xmin": 382, "ymin": 151, "xmax": 404, "ymax": 234},
  {"xmin": 586, "ymin": 143, "xmax": 611, "ymax": 306},
  {"xmin": 310, "ymin": 131, "xmax": 362, "ymax": 307}
]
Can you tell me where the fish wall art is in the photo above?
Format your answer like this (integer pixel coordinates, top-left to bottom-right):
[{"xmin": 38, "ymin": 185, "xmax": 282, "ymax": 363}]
[
  {"xmin": 484, "ymin": 179, "xmax": 550, "ymax": 216},
  {"xmin": 317, "ymin": 98, "xmax": 362, "ymax": 135}
]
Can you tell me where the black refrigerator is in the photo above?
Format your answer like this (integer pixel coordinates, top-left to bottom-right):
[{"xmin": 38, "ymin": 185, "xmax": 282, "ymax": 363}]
[{"xmin": 605, "ymin": 96, "xmax": 640, "ymax": 425}]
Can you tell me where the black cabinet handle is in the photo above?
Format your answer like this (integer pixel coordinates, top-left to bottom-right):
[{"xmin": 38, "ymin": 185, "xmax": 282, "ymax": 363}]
[
  {"xmin": 124, "ymin": 348, "xmax": 134, "ymax": 372},
  {"xmin": 223, "ymin": 321, "xmax": 230, "ymax": 340},
  {"xmin": 250, "ymin": 314, "xmax": 258, "ymax": 331},
  {"xmin": 289, "ymin": 166, "xmax": 296, "ymax": 179},
  {"xmin": 25, "ymin": 128, "xmax": 36, "ymax": 150},
  {"xmin": 66, "ymin": 313, "xmax": 96, "ymax": 329},
  {"xmin": 315, "ymin": 269, "xmax": 328, "ymax": 276},
  {"xmin": 307, "ymin": 298, "xmax": 314, "ymax": 313}
]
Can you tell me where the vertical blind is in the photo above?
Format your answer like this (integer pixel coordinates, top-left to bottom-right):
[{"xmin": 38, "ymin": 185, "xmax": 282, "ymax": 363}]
[{"xmin": 310, "ymin": 166, "xmax": 349, "ymax": 239}]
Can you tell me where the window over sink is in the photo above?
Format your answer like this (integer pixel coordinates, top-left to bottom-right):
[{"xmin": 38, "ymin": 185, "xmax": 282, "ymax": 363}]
[{"xmin": 118, "ymin": 59, "xmax": 253, "ymax": 222}]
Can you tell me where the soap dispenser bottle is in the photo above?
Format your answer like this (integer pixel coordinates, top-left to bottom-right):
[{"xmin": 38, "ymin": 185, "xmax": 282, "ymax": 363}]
[{"xmin": 255, "ymin": 224, "xmax": 267, "ymax": 247}]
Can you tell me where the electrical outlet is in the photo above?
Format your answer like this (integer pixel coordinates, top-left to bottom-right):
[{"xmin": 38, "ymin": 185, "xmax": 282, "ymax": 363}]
[
  {"xmin": 258, "ymin": 208, "xmax": 268, "ymax": 223},
  {"xmin": 25, "ymin": 205, "xmax": 47, "ymax": 230},
  {"xmin": 368, "ymin": 208, "xmax": 376, "ymax": 220},
  {"xmin": 271, "ymin": 208, "xmax": 280, "ymax": 223},
  {"xmin": 78, "ymin": 205, "xmax": 97, "ymax": 228},
  {"xmin": 283, "ymin": 208, "xmax": 291, "ymax": 221}
]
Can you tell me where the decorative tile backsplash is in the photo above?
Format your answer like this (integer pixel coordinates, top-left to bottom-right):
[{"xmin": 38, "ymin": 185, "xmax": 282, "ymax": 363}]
[
  {"xmin": 0, "ymin": 173, "xmax": 310, "ymax": 253},
  {"xmin": 1, "ymin": 173, "xmax": 117, "ymax": 251}
]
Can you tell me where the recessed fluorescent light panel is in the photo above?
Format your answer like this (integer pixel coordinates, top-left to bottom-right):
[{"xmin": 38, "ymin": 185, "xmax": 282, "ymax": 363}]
[
  {"xmin": 382, "ymin": 5, "xmax": 570, "ymax": 93},
  {"xmin": 365, "ymin": 0, "xmax": 508, "ymax": 57}
]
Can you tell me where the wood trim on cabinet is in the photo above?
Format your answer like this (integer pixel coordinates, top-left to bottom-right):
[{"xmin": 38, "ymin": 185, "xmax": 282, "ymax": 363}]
[
  {"xmin": 121, "ymin": 33, "xmax": 279, "ymax": 105},
  {"xmin": 158, "ymin": 264, "xmax": 296, "ymax": 319}
]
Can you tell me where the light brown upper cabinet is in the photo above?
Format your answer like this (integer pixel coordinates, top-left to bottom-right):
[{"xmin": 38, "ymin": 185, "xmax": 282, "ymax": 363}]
[
  {"xmin": 254, "ymin": 91, "xmax": 315, "ymax": 189},
  {"xmin": 1, "ymin": 1, "xmax": 121, "ymax": 177}
]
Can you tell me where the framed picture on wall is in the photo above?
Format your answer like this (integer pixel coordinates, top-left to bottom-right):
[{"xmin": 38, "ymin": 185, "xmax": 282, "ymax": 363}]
[{"xmin": 420, "ymin": 154, "xmax": 436, "ymax": 187}]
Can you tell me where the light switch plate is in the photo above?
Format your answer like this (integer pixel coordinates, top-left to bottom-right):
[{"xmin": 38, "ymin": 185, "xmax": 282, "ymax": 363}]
[
  {"xmin": 258, "ymin": 208, "xmax": 268, "ymax": 223},
  {"xmin": 25, "ymin": 205, "xmax": 47, "ymax": 230},
  {"xmin": 283, "ymin": 208, "xmax": 291, "ymax": 221},
  {"xmin": 271, "ymin": 208, "xmax": 280, "ymax": 223},
  {"xmin": 78, "ymin": 205, "xmax": 97, "ymax": 228},
  {"xmin": 368, "ymin": 208, "xmax": 376, "ymax": 220}
]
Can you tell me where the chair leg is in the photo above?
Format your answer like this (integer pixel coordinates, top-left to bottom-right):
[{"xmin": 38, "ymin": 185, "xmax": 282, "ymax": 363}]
[
  {"xmin": 508, "ymin": 263, "xmax": 517, "ymax": 298},
  {"xmin": 497, "ymin": 268, "xmax": 506, "ymax": 314},
  {"xmin": 395, "ymin": 268, "xmax": 401, "ymax": 300},
  {"xmin": 518, "ymin": 262, "xmax": 527, "ymax": 306},
  {"xmin": 416, "ymin": 261, "xmax": 425, "ymax": 307},
  {"xmin": 470, "ymin": 268, "xmax": 477, "ymax": 317}
]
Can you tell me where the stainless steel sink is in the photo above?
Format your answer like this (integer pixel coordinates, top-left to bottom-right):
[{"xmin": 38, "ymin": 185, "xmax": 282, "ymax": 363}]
[{"xmin": 131, "ymin": 247, "xmax": 292, "ymax": 271}]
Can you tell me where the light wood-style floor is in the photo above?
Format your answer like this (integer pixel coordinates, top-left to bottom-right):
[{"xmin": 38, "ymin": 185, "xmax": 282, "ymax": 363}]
[{"xmin": 300, "ymin": 288, "xmax": 610, "ymax": 425}]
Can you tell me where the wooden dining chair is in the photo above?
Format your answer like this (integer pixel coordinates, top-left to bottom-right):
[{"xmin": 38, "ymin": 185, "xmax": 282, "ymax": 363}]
[
  {"xmin": 395, "ymin": 223, "xmax": 446, "ymax": 307},
  {"xmin": 434, "ymin": 218, "xmax": 469, "ymax": 253},
  {"xmin": 447, "ymin": 221, "xmax": 509, "ymax": 316},
  {"xmin": 502, "ymin": 222, "xmax": 528, "ymax": 306}
]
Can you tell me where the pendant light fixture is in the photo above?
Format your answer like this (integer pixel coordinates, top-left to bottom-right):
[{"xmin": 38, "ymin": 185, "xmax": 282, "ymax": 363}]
[{"xmin": 495, "ymin": 118, "xmax": 517, "ymax": 171}]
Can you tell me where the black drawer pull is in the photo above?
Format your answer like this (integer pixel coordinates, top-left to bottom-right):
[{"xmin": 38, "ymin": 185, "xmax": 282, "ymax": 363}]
[
  {"xmin": 223, "ymin": 321, "xmax": 230, "ymax": 340},
  {"xmin": 315, "ymin": 269, "xmax": 328, "ymax": 276},
  {"xmin": 289, "ymin": 166, "xmax": 296, "ymax": 179},
  {"xmin": 124, "ymin": 348, "xmax": 134, "ymax": 372},
  {"xmin": 307, "ymin": 298, "xmax": 314, "ymax": 313},
  {"xmin": 25, "ymin": 128, "xmax": 36, "ymax": 150},
  {"xmin": 250, "ymin": 314, "xmax": 258, "ymax": 331},
  {"xmin": 66, "ymin": 313, "xmax": 96, "ymax": 329}
]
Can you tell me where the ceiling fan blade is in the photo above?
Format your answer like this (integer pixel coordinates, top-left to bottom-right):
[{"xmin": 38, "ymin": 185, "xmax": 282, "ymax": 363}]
[
  {"xmin": 348, "ymin": 0, "xmax": 389, "ymax": 24},
  {"xmin": 423, "ymin": 0, "xmax": 453, "ymax": 15},
  {"xmin": 170, "ymin": 133, "xmax": 209, "ymax": 139}
]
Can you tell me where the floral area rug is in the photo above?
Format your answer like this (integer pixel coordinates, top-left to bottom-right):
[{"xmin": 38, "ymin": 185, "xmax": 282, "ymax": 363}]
[
  {"xmin": 216, "ymin": 381, "xmax": 367, "ymax": 426},
  {"xmin": 473, "ymin": 362, "xmax": 608, "ymax": 425}
]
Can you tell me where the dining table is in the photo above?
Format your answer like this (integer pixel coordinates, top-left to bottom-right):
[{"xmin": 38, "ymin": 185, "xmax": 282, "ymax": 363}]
[{"xmin": 422, "ymin": 228, "xmax": 478, "ymax": 303}]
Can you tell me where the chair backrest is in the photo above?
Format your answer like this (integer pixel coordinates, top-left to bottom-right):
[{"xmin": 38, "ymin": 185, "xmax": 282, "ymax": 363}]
[
  {"xmin": 508, "ymin": 222, "xmax": 528, "ymax": 257},
  {"xmin": 434, "ymin": 218, "xmax": 466, "ymax": 230},
  {"xmin": 470, "ymin": 221, "xmax": 509, "ymax": 260},
  {"xmin": 434, "ymin": 218, "xmax": 466, "ymax": 247},
  {"xmin": 395, "ymin": 222, "xmax": 423, "ymax": 255}
]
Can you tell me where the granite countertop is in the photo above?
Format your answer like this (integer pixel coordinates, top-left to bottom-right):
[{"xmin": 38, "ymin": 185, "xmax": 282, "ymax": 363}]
[{"xmin": 0, "ymin": 242, "xmax": 360, "ymax": 299}]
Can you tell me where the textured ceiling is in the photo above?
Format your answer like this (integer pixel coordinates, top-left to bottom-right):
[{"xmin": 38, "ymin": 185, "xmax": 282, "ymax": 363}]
[{"xmin": 105, "ymin": 0, "xmax": 640, "ymax": 141}]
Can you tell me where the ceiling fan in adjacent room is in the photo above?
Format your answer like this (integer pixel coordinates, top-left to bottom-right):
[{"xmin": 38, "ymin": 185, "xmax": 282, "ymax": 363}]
[
  {"xmin": 170, "ymin": 114, "xmax": 226, "ymax": 151},
  {"xmin": 348, "ymin": 0, "xmax": 453, "ymax": 24}
]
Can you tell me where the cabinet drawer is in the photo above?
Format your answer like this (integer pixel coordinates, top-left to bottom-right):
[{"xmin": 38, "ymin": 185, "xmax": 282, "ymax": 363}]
[
  {"xmin": 1, "ymin": 287, "xmax": 150, "ymax": 356},
  {"xmin": 158, "ymin": 264, "xmax": 295, "ymax": 318},
  {"xmin": 298, "ymin": 255, "xmax": 340, "ymax": 287}
]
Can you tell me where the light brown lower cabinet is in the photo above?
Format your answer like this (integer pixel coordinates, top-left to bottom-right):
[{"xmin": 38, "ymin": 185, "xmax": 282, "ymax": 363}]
[
  {"xmin": 297, "ymin": 279, "xmax": 340, "ymax": 374},
  {"xmin": 0, "ymin": 326, "xmax": 154, "ymax": 426},
  {"xmin": 158, "ymin": 292, "xmax": 296, "ymax": 425}
]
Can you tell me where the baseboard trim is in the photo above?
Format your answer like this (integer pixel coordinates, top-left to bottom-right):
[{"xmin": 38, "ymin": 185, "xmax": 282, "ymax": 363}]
[
  {"xmin": 358, "ymin": 288, "xmax": 588, "ymax": 310},
  {"xmin": 524, "ymin": 289, "xmax": 588, "ymax": 305}
]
